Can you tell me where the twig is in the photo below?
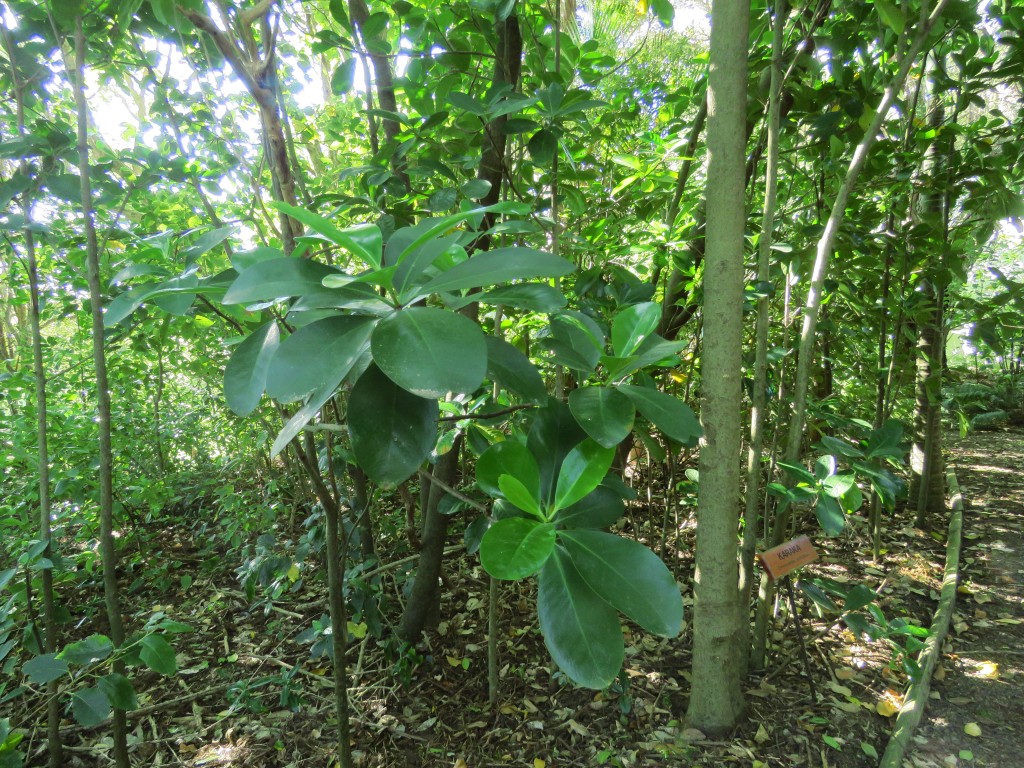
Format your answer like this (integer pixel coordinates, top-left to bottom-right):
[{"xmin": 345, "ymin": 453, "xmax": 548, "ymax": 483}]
[{"xmin": 437, "ymin": 404, "xmax": 535, "ymax": 422}]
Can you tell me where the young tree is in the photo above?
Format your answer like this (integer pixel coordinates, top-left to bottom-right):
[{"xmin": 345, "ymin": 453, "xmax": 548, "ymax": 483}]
[{"xmin": 686, "ymin": 0, "xmax": 750, "ymax": 734}]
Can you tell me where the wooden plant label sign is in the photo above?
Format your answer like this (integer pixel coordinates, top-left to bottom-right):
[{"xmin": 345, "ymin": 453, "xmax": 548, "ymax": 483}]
[{"xmin": 758, "ymin": 535, "xmax": 818, "ymax": 581}]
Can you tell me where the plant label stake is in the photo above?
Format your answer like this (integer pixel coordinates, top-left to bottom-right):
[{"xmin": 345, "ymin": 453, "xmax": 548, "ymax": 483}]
[{"xmin": 758, "ymin": 535, "xmax": 819, "ymax": 702}]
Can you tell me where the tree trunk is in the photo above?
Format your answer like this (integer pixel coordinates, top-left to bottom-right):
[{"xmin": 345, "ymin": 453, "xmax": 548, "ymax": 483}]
[
  {"xmin": 397, "ymin": 436, "xmax": 463, "ymax": 642},
  {"xmin": 73, "ymin": 18, "xmax": 129, "ymax": 768},
  {"xmin": 685, "ymin": 0, "xmax": 750, "ymax": 735}
]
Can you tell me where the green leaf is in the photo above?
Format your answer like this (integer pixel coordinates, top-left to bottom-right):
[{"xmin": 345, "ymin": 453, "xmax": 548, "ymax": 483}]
[
  {"xmin": 485, "ymin": 336, "xmax": 547, "ymax": 403},
  {"xmin": 860, "ymin": 742, "xmax": 879, "ymax": 760},
  {"xmin": 650, "ymin": 0, "xmax": 675, "ymax": 25},
  {"xmin": 265, "ymin": 316, "xmax": 374, "ymax": 403},
  {"xmin": 408, "ymin": 247, "xmax": 575, "ymax": 303},
  {"xmin": 224, "ymin": 321, "xmax": 281, "ymax": 416},
  {"xmin": 843, "ymin": 584, "xmax": 878, "ymax": 613},
  {"xmin": 480, "ymin": 518, "xmax": 556, "ymax": 579},
  {"xmin": 822, "ymin": 735, "xmax": 841, "ymax": 750},
  {"xmin": 875, "ymin": 0, "xmax": 905, "ymax": 34},
  {"xmin": 371, "ymin": 307, "xmax": 487, "ymax": 398},
  {"xmin": 819, "ymin": 435, "xmax": 863, "ymax": 458},
  {"xmin": 815, "ymin": 496, "xmax": 846, "ymax": 536},
  {"xmin": 97, "ymin": 673, "xmax": 138, "ymax": 711},
  {"xmin": 778, "ymin": 461, "xmax": 817, "ymax": 486},
  {"xmin": 528, "ymin": 399, "xmax": 587, "ymax": 504},
  {"xmin": 568, "ymin": 387, "xmax": 635, "ymax": 448},
  {"xmin": 476, "ymin": 439, "xmax": 540, "ymax": 498},
  {"xmin": 331, "ymin": 58, "xmax": 357, "ymax": 95},
  {"xmin": 603, "ymin": 335, "xmax": 684, "ymax": 381},
  {"xmin": 815, "ymin": 454, "xmax": 837, "ymax": 480},
  {"xmin": 617, "ymin": 385, "xmax": 701, "ymax": 446},
  {"xmin": 392, "ymin": 232, "xmax": 462, "ymax": 301},
  {"xmin": 537, "ymin": 547, "xmax": 623, "ymax": 689},
  {"xmin": 559, "ymin": 529, "xmax": 682, "ymax": 636},
  {"xmin": 553, "ymin": 441, "xmax": 616, "ymax": 513},
  {"xmin": 822, "ymin": 473, "xmax": 855, "ymax": 499},
  {"xmin": 428, "ymin": 188, "xmax": 458, "ymax": 212},
  {"xmin": 139, "ymin": 634, "xmax": 177, "ymax": 676},
  {"xmin": 546, "ymin": 313, "xmax": 603, "ymax": 374},
  {"xmin": 611, "ymin": 302, "xmax": 661, "ymax": 357},
  {"xmin": 348, "ymin": 364, "xmax": 438, "ymax": 487},
  {"xmin": 498, "ymin": 475, "xmax": 544, "ymax": 519},
  {"xmin": 460, "ymin": 179, "xmax": 491, "ymax": 199},
  {"xmin": 59, "ymin": 634, "xmax": 113, "ymax": 665},
  {"xmin": 271, "ymin": 376, "xmax": 343, "ymax": 457},
  {"xmin": 23, "ymin": 654, "xmax": 68, "ymax": 684},
  {"xmin": 223, "ymin": 257, "xmax": 341, "ymax": 304},
  {"xmin": 555, "ymin": 485, "xmax": 625, "ymax": 529},
  {"xmin": 528, "ymin": 128, "xmax": 558, "ymax": 166},
  {"xmin": 271, "ymin": 203, "xmax": 382, "ymax": 268},
  {"xmin": 71, "ymin": 688, "xmax": 110, "ymax": 727},
  {"xmin": 472, "ymin": 283, "xmax": 567, "ymax": 313}
]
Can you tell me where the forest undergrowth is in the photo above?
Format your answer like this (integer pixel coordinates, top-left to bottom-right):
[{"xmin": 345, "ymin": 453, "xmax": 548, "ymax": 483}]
[{"xmin": 13, "ymin": 430, "xmax": 1021, "ymax": 768}]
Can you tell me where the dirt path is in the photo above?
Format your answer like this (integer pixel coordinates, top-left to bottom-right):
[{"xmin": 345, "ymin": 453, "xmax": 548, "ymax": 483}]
[{"xmin": 904, "ymin": 430, "xmax": 1024, "ymax": 768}]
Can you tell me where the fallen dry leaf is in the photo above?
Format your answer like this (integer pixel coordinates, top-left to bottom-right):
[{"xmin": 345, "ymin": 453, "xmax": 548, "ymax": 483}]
[{"xmin": 964, "ymin": 722, "xmax": 982, "ymax": 737}]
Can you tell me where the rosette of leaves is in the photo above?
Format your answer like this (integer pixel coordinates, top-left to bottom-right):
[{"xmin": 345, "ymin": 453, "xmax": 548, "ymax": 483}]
[
  {"xmin": 473, "ymin": 402, "xmax": 683, "ymax": 689},
  {"xmin": 107, "ymin": 201, "xmax": 575, "ymax": 488},
  {"xmin": 539, "ymin": 301, "xmax": 701, "ymax": 452}
]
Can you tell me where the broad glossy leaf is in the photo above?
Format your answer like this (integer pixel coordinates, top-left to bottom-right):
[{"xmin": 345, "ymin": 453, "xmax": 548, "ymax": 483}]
[
  {"xmin": 819, "ymin": 435, "xmax": 863, "ymax": 459},
  {"xmin": 371, "ymin": 307, "xmax": 487, "ymax": 398},
  {"xmin": 815, "ymin": 496, "xmax": 846, "ymax": 536},
  {"xmin": 528, "ymin": 128, "xmax": 558, "ymax": 166},
  {"xmin": 498, "ymin": 475, "xmax": 544, "ymax": 519},
  {"xmin": 528, "ymin": 399, "xmax": 586, "ymax": 504},
  {"xmin": 618, "ymin": 385, "xmax": 701, "ymax": 447},
  {"xmin": 230, "ymin": 246, "xmax": 284, "ymax": 272},
  {"xmin": 271, "ymin": 202, "xmax": 382, "ymax": 268},
  {"xmin": 537, "ymin": 547, "xmax": 623, "ymax": 689},
  {"xmin": 555, "ymin": 485, "xmax": 625, "ymax": 529},
  {"xmin": 480, "ymin": 518, "xmax": 556, "ymax": 580},
  {"xmin": 611, "ymin": 302, "xmax": 660, "ymax": 357},
  {"xmin": 778, "ymin": 461, "xmax": 816, "ymax": 486},
  {"xmin": 474, "ymin": 283, "xmax": 567, "ymax": 313},
  {"xmin": 271, "ymin": 377, "xmax": 340, "ymax": 457},
  {"xmin": 485, "ymin": 336, "xmax": 547, "ymax": 403},
  {"xmin": 822, "ymin": 473, "xmax": 856, "ymax": 499},
  {"xmin": 409, "ymin": 247, "xmax": 575, "ymax": 302},
  {"xmin": 464, "ymin": 516, "xmax": 491, "ymax": 555},
  {"xmin": 71, "ymin": 687, "xmax": 111, "ymax": 727},
  {"xmin": 553, "ymin": 441, "xmax": 616, "ymax": 513},
  {"xmin": 348, "ymin": 364, "xmax": 438, "ymax": 487},
  {"xmin": 98, "ymin": 673, "xmax": 138, "ymax": 711},
  {"xmin": 23, "ymin": 653, "xmax": 68, "ymax": 684},
  {"xmin": 568, "ymin": 387, "xmax": 635, "ymax": 448},
  {"xmin": 223, "ymin": 257, "xmax": 341, "ymax": 305},
  {"xmin": 476, "ymin": 439, "xmax": 540, "ymax": 498},
  {"xmin": 139, "ymin": 634, "xmax": 176, "ymax": 675},
  {"xmin": 266, "ymin": 316, "xmax": 374, "ymax": 403},
  {"xmin": 604, "ymin": 336, "xmax": 685, "ymax": 381},
  {"xmin": 391, "ymin": 201, "xmax": 529, "ymax": 265},
  {"xmin": 224, "ymin": 321, "xmax": 280, "ymax": 416},
  {"xmin": 393, "ymin": 232, "xmax": 462, "ymax": 301},
  {"xmin": 59, "ymin": 634, "xmax": 113, "ymax": 665},
  {"xmin": 559, "ymin": 529, "xmax": 682, "ymax": 636}
]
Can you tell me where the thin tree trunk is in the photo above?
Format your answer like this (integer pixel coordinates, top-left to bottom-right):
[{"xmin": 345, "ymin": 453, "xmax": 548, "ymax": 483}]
[
  {"xmin": 781, "ymin": 0, "xmax": 950, "ymax": 468},
  {"xmin": 2, "ymin": 17, "xmax": 63, "ymax": 761},
  {"xmin": 742, "ymin": 0, "xmax": 786, "ymax": 659},
  {"xmin": 397, "ymin": 435, "xmax": 463, "ymax": 641},
  {"xmin": 685, "ymin": 0, "xmax": 750, "ymax": 735},
  {"xmin": 73, "ymin": 18, "xmax": 129, "ymax": 768}
]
